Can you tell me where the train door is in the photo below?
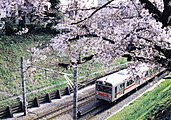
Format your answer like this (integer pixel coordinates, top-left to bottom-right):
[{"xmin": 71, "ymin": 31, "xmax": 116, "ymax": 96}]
[{"xmin": 120, "ymin": 83, "xmax": 125, "ymax": 95}]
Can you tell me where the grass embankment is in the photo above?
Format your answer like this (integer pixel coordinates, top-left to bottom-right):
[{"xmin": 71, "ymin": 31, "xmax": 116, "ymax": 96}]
[
  {"xmin": 0, "ymin": 34, "xmax": 53, "ymax": 104},
  {"xmin": 0, "ymin": 34, "xmax": 127, "ymax": 108},
  {"xmin": 108, "ymin": 77, "xmax": 171, "ymax": 120}
]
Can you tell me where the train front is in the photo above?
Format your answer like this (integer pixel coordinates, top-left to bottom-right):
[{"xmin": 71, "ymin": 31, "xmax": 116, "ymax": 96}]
[
  {"xmin": 96, "ymin": 79, "xmax": 113, "ymax": 102},
  {"xmin": 95, "ymin": 68, "xmax": 129, "ymax": 102}
]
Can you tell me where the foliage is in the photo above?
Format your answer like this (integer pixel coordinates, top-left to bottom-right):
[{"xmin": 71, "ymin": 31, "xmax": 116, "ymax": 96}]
[
  {"xmin": 108, "ymin": 77, "xmax": 171, "ymax": 120},
  {"xmin": 0, "ymin": 0, "xmax": 61, "ymax": 35}
]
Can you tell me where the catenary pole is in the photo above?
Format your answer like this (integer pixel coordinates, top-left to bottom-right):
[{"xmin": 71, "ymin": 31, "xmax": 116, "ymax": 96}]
[
  {"xmin": 21, "ymin": 57, "xmax": 27, "ymax": 116},
  {"xmin": 73, "ymin": 1, "xmax": 78, "ymax": 120},
  {"xmin": 73, "ymin": 63, "xmax": 78, "ymax": 120}
]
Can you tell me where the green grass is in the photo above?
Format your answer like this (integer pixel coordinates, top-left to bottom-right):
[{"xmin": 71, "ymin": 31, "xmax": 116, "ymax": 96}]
[
  {"xmin": 0, "ymin": 34, "xmax": 53, "ymax": 100},
  {"xmin": 108, "ymin": 77, "xmax": 171, "ymax": 120}
]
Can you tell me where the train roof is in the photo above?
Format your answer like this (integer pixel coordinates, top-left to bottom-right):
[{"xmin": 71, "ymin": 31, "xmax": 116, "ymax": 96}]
[{"xmin": 96, "ymin": 63, "xmax": 151, "ymax": 86}]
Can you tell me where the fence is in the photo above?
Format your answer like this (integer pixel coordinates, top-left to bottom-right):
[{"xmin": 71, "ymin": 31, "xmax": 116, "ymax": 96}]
[{"xmin": 0, "ymin": 87, "xmax": 70, "ymax": 118}]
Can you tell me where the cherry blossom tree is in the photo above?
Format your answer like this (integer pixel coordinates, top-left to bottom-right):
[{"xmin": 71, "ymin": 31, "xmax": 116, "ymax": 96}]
[
  {"xmin": 51, "ymin": 0, "xmax": 171, "ymax": 70},
  {"xmin": 0, "ymin": 0, "xmax": 61, "ymax": 34}
]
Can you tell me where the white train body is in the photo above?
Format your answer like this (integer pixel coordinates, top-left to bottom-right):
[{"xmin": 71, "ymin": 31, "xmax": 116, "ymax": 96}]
[{"xmin": 96, "ymin": 63, "xmax": 163, "ymax": 102}]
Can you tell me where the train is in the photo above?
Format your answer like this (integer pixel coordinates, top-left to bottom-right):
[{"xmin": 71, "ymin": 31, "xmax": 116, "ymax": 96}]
[{"xmin": 95, "ymin": 63, "xmax": 164, "ymax": 102}]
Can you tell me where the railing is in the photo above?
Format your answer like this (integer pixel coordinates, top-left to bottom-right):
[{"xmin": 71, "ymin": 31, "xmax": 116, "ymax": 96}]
[{"xmin": 0, "ymin": 87, "xmax": 70, "ymax": 118}]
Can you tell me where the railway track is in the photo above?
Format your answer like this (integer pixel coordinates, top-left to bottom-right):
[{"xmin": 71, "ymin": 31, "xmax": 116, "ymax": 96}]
[
  {"xmin": 0, "ymin": 63, "xmax": 130, "ymax": 119},
  {"xmin": 33, "ymin": 70, "xmax": 169, "ymax": 120},
  {"xmin": 11, "ymin": 65, "xmax": 168, "ymax": 120},
  {"xmin": 33, "ymin": 91, "xmax": 96, "ymax": 120}
]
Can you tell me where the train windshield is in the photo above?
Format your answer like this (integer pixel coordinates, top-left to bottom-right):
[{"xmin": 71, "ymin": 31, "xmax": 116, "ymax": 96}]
[{"xmin": 96, "ymin": 84, "xmax": 112, "ymax": 94}]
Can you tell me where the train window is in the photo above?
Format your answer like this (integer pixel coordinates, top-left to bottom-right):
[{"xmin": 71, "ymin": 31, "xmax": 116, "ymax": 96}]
[
  {"xmin": 103, "ymin": 87, "xmax": 112, "ymax": 94},
  {"xmin": 115, "ymin": 86, "xmax": 117, "ymax": 98},
  {"xmin": 96, "ymin": 85, "xmax": 101, "ymax": 91},
  {"xmin": 130, "ymin": 80, "xmax": 134, "ymax": 85},
  {"xmin": 149, "ymin": 69, "xmax": 153, "ymax": 75},
  {"xmin": 154, "ymin": 66, "xmax": 158, "ymax": 72},
  {"xmin": 106, "ymin": 83, "xmax": 112, "ymax": 87},
  {"xmin": 145, "ymin": 71, "xmax": 148, "ymax": 77},
  {"xmin": 127, "ymin": 81, "xmax": 129, "ymax": 86},
  {"xmin": 127, "ymin": 80, "xmax": 134, "ymax": 86},
  {"xmin": 96, "ymin": 85, "xmax": 112, "ymax": 94},
  {"xmin": 96, "ymin": 81, "xmax": 103, "ymax": 85},
  {"xmin": 120, "ymin": 83, "xmax": 125, "ymax": 88}
]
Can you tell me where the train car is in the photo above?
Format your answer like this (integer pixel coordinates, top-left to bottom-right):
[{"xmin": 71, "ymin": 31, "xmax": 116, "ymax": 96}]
[{"xmin": 95, "ymin": 63, "xmax": 163, "ymax": 102}]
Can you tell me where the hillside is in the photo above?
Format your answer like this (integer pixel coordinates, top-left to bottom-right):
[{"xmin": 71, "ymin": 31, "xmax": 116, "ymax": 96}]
[
  {"xmin": 0, "ymin": 34, "xmax": 127, "ymax": 108},
  {"xmin": 0, "ymin": 34, "xmax": 54, "ymax": 107}
]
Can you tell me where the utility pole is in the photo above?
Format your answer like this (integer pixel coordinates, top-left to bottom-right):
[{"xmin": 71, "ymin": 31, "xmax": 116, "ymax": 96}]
[
  {"xmin": 72, "ymin": 1, "xmax": 78, "ymax": 119},
  {"xmin": 21, "ymin": 57, "xmax": 27, "ymax": 116},
  {"xmin": 73, "ymin": 63, "xmax": 78, "ymax": 120}
]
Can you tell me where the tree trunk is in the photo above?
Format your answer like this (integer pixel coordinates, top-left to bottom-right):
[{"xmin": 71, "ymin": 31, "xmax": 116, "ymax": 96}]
[{"xmin": 162, "ymin": 0, "xmax": 171, "ymax": 27}]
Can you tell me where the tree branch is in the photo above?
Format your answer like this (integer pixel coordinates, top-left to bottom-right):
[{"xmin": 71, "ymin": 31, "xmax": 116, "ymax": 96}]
[
  {"xmin": 139, "ymin": 0, "xmax": 162, "ymax": 22},
  {"xmin": 57, "ymin": 54, "xmax": 95, "ymax": 68},
  {"xmin": 161, "ymin": 0, "xmax": 171, "ymax": 27},
  {"xmin": 136, "ymin": 35, "xmax": 153, "ymax": 43},
  {"xmin": 68, "ymin": 33, "xmax": 115, "ymax": 44},
  {"xmin": 68, "ymin": 6, "xmax": 119, "ymax": 12},
  {"xmin": 71, "ymin": 0, "xmax": 115, "ymax": 25},
  {"xmin": 122, "ymin": 53, "xmax": 152, "ymax": 62},
  {"xmin": 154, "ymin": 44, "xmax": 171, "ymax": 59},
  {"xmin": 131, "ymin": 0, "xmax": 142, "ymax": 18},
  {"xmin": 80, "ymin": 55, "xmax": 95, "ymax": 64}
]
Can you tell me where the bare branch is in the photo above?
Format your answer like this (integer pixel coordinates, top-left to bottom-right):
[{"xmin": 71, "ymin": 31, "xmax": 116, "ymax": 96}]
[
  {"xmin": 71, "ymin": 0, "xmax": 115, "ymax": 25},
  {"xmin": 68, "ymin": 6, "xmax": 119, "ymax": 12},
  {"xmin": 68, "ymin": 33, "xmax": 115, "ymax": 44},
  {"xmin": 136, "ymin": 35, "xmax": 153, "ymax": 43},
  {"xmin": 57, "ymin": 54, "xmax": 95, "ymax": 67}
]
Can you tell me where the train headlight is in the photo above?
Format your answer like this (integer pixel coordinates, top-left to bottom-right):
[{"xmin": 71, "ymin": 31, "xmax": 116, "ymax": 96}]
[{"xmin": 108, "ymin": 95, "xmax": 112, "ymax": 98}]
